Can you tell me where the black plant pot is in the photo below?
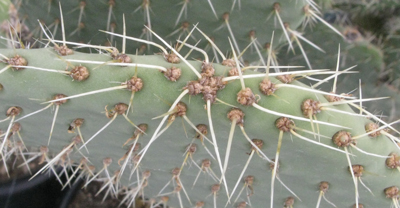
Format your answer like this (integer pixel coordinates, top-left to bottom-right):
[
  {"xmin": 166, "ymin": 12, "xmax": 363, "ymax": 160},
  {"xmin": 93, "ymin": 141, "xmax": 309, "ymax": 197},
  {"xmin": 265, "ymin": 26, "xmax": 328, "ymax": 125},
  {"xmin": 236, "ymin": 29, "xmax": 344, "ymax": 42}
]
[
  {"xmin": 58, "ymin": 178, "xmax": 83, "ymax": 208},
  {"xmin": 0, "ymin": 168, "xmax": 72, "ymax": 208}
]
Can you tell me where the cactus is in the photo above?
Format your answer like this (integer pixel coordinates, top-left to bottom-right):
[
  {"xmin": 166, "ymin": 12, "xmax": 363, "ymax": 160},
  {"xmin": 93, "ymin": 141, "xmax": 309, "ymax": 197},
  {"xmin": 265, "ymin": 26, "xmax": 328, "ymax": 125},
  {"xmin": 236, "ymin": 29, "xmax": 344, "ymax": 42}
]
[
  {"xmin": 1, "ymin": 1, "xmax": 400, "ymax": 208},
  {"xmin": 291, "ymin": 0, "xmax": 400, "ymax": 128},
  {"xmin": 0, "ymin": 0, "xmax": 11, "ymax": 45},
  {"xmin": 15, "ymin": 0, "xmax": 307, "ymax": 60}
]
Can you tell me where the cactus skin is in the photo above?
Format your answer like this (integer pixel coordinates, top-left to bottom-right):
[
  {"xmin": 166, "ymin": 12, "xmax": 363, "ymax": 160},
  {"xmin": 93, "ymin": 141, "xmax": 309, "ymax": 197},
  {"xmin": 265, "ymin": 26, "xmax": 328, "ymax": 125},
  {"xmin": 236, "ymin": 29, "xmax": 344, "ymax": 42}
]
[
  {"xmin": 329, "ymin": 0, "xmax": 400, "ymax": 15},
  {"xmin": 0, "ymin": 0, "xmax": 11, "ymax": 46},
  {"xmin": 294, "ymin": 2, "xmax": 400, "ymax": 128},
  {"xmin": 1, "ymin": 46, "xmax": 400, "ymax": 207},
  {"xmin": 1, "ymin": 0, "xmax": 400, "ymax": 207},
  {"xmin": 16, "ymin": 0, "xmax": 308, "ymax": 62}
]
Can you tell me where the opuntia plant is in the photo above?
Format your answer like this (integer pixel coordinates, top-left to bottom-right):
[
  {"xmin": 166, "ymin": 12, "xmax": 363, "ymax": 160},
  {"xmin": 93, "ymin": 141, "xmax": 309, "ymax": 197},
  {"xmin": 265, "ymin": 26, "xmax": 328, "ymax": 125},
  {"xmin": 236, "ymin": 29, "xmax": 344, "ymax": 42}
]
[
  {"xmin": 1, "ymin": 1, "xmax": 400, "ymax": 208},
  {"xmin": 304, "ymin": 0, "xmax": 400, "ymax": 128}
]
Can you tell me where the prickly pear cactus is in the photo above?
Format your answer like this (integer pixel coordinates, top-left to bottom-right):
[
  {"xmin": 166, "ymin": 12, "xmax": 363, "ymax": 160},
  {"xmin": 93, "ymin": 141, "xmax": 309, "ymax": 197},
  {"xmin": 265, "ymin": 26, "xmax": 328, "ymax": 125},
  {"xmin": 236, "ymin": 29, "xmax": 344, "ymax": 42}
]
[
  {"xmin": 15, "ymin": 0, "xmax": 312, "ymax": 62},
  {"xmin": 296, "ymin": 0, "xmax": 400, "ymax": 129},
  {"xmin": 1, "ymin": 1, "xmax": 400, "ymax": 208},
  {"xmin": 0, "ymin": 0, "xmax": 11, "ymax": 44}
]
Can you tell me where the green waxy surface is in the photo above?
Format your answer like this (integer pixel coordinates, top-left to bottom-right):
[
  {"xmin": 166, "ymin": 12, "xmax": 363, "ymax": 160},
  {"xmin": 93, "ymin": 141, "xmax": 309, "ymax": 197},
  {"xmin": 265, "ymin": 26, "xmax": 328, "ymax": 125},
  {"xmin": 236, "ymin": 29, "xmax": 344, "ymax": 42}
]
[
  {"xmin": 17, "ymin": 0, "xmax": 308, "ymax": 62},
  {"xmin": 1, "ymin": 47, "xmax": 400, "ymax": 207},
  {"xmin": 0, "ymin": 0, "xmax": 11, "ymax": 48}
]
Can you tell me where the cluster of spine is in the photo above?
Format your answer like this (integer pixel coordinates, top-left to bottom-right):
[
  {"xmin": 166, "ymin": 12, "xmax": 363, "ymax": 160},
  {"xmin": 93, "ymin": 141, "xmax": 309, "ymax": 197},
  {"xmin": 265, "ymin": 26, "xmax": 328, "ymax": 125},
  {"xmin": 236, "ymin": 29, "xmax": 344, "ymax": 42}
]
[
  {"xmin": 302, "ymin": 0, "xmax": 400, "ymax": 126},
  {"xmin": 13, "ymin": 0, "xmax": 314, "ymax": 62},
  {"xmin": 0, "ymin": 0, "xmax": 400, "ymax": 207}
]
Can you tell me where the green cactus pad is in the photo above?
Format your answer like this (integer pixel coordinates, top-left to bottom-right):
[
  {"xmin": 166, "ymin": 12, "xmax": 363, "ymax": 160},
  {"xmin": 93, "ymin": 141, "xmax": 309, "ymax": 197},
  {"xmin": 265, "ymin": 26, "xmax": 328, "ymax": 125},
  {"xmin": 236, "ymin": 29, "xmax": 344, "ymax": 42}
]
[{"xmin": 1, "ymin": 45, "xmax": 400, "ymax": 207}]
